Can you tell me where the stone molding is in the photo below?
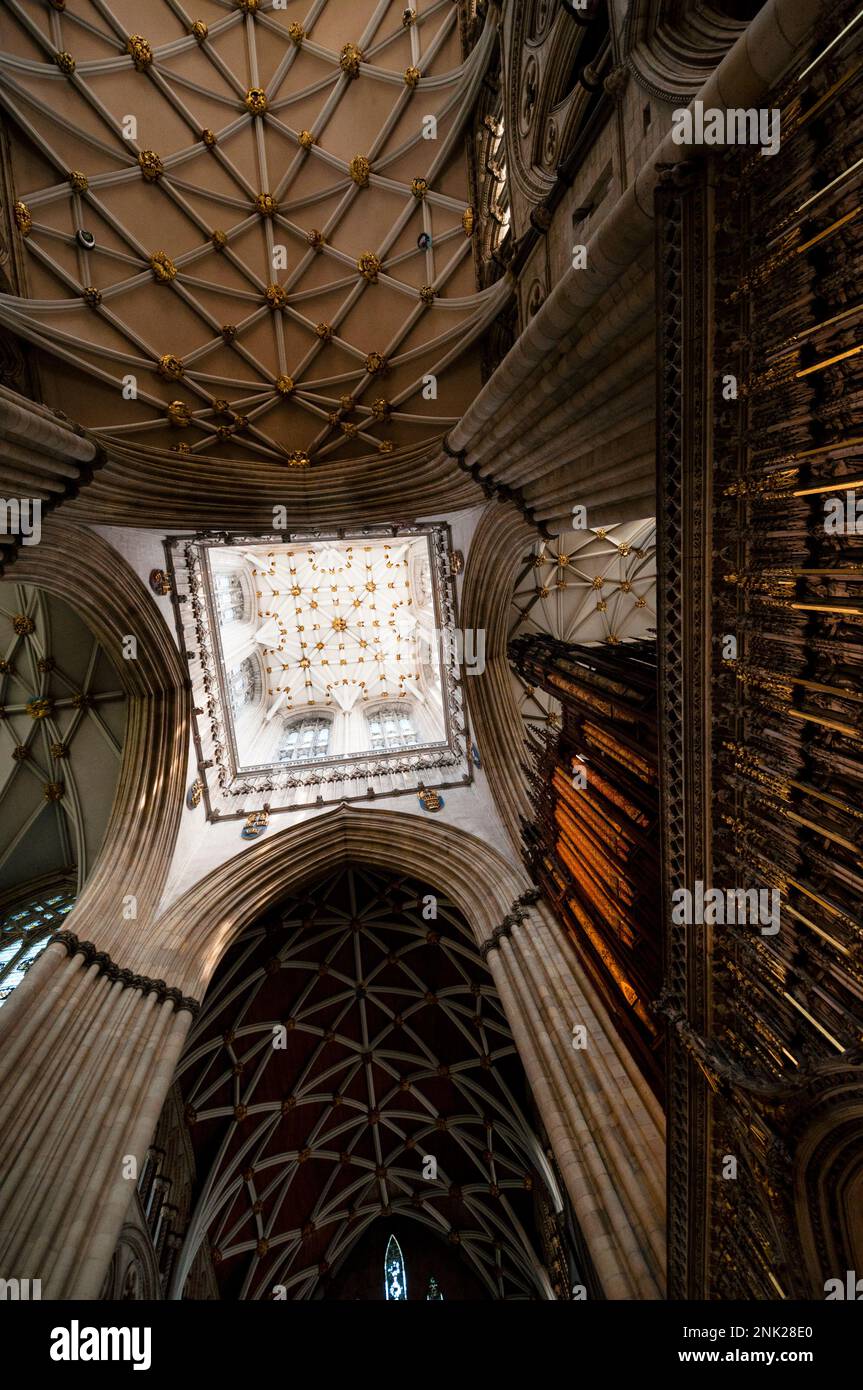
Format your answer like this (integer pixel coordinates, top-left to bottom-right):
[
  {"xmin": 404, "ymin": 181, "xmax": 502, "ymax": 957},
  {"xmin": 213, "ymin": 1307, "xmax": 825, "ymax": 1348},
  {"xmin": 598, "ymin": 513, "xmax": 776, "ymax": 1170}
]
[
  {"xmin": 50, "ymin": 931, "xmax": 199, "ymax": 1016},
  {"xmin": 480, "ymin": 888, "xmax": 542, "ymax": 959}
]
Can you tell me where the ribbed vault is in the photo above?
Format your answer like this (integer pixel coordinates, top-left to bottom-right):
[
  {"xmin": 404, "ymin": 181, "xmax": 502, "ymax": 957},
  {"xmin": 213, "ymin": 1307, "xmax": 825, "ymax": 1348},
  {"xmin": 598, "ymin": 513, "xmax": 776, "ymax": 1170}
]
[
  {"xmin": 8, "ymin": 516, "xmax": 190, "ymax": 959},
  {"xmin": 0, "ymin": 582, "xmax": 126, "ymax": 896},
  {"xmin": 509, "ymin": 518, "xmax": 656, "ymax": 738},
  {"xmin": 172, "ymin": 863, "xmax": 555, "ymax": 1299},
  {"xmin": 0, "ymin": 0, "xmax": 506, "ymax": 521},
  {"xmin": 461, "ymin": 507, "xmax": 657, "ymax": 851}
]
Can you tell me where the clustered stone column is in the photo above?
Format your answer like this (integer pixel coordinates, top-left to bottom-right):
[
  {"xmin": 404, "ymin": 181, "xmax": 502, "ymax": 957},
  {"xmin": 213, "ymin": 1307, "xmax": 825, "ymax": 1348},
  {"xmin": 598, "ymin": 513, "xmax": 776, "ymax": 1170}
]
[
  {"xmin": 482, "ymin": 896, "xmax": 666, "ymax": 1298},
  {"xmin": 0, "ymin": 938, "xmax": 195, "ymax": 1299},
  {"xmin": 0, "ymin": 509, "xmax": 192, "ymax": 1298}
]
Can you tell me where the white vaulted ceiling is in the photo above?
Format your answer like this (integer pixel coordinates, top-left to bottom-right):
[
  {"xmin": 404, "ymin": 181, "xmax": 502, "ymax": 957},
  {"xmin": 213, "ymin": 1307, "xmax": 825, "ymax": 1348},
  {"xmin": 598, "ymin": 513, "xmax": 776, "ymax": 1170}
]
[
  {"xmin": 0, "ymin": 0, "xmax": 503, "ymax": 475},
  {"xmin": 243, "ymin": 536, "xmax": 436, "ymax": 715},
  {"xmin": 509, "ymin": 518, "xmax": 657, "ymax": 737}
]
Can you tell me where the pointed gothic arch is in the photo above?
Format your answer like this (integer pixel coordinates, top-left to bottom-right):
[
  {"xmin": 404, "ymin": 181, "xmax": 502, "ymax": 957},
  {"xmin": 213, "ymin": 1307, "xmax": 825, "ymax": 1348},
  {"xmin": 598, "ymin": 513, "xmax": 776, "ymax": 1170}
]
[
  {"xmin": 164, "ymin": 861, "xmax": 559, "ymax": 1301},
  {"xmin": 155, "ymin": 804, "xmax": 532, "ymax": 1000},
  {"xmin": 2, "ymin": 516, "xmax": 190, "ymax": 968}
]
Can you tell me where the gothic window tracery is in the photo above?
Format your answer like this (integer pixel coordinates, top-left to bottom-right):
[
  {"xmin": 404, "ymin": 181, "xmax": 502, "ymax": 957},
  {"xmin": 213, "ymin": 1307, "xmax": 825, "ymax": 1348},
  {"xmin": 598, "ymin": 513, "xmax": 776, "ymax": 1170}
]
[
  {"xmin": 384, "ymin": 1234, "xmax": 407, "ymax": 1301},
  {"xmin": 278, "ymin": 716, "xmax": 332, "ymax": 764},
  {"xmin": 366, "ymin": 705, "xmax": 419, "ymax": 751},
  {"xmin": 0, "ymin": 887, "xmax": 75, "ymax": 1004},
  {"xmin": 214, "ymin": 574, "xmax": 247, "ymax": 624},
  {"xmin": 228, "ymin": 657, "xmax": 262, "ymax": 716}
]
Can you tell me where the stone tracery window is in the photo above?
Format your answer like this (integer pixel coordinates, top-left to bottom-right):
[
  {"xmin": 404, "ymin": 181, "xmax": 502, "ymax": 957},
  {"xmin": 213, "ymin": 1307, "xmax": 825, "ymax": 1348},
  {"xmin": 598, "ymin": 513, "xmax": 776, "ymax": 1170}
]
[
  {"xmin": 214, "ymin": 573, "xmax": 246, "ymax": 623},
  {"xmin": 416, "ymin": 557, "xmax": 433, "ymax": 607},
  {"xmin": 228, "ymin": 656, "xmax": 262, "ymax": 715},
  {"xmin": 366, "ymin": 705, "xmax": 419, "ymax": 751},
  {"xmin": 278, "ymin": 716, "xmax": 332, "ymax": 764},
  {"xmin": 0, "ymin": 887, "xmax": 75, "ymax": 1005}
]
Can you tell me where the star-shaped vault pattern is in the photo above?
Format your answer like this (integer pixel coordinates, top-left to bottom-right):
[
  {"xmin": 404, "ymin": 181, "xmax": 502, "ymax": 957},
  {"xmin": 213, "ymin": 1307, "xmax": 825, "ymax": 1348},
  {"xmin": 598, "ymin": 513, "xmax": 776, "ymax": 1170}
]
[
  {"xmin": 509, "ymin": 519, "xmax": 657, "ymax": 739},
  {"xmin": 240, "ymin": 537, "xmax": 436, "ymax": 718},
  {"xmin": 173, "ymin": 866, "xmax": 555, "ymax": 1300},
  {"xmin": 0, "ymin": 583, "xmax": 126, "ymax": 893},
  {"xmin": 0, "ymin": 0, "xmax": 505, "ymax": 469}
]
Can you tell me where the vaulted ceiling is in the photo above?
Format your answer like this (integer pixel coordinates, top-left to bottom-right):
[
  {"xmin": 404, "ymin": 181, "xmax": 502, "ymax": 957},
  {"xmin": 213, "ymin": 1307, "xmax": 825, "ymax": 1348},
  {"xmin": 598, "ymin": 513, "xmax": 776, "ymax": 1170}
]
[
  {"xmin": 0, "ymin": 582, "xmax": 126, "ymax": 897},
  {"xmin": 173, "ymin": 866, "xmax": 556, "ymax": 1299},
  {"xmin": 509, "ymin": 518, "xmax": 657, "ymax": 740},
  {"xmin": 243, "ymin": 536, "xmax": 435, "ymax": 717},
  {"xmin": 0, "ymin": 0, "xmax": 503, "ymax": 523}
]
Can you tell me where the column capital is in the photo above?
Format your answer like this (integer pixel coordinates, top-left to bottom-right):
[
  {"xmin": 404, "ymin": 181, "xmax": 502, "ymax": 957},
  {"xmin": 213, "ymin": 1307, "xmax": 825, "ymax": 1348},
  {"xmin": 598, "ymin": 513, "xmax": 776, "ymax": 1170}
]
[
  {"xmin": 52, "ymin": 930, "xmax": 200, "ymax": 1016},
  {"xmin": 479, "ymin": 887, "xmax": 541, "ymax": 960}
]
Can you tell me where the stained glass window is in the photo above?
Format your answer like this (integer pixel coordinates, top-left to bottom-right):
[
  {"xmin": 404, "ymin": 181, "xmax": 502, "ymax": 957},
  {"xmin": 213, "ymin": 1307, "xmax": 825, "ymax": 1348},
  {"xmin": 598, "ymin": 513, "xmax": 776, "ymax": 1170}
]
[
  {"xmin": 367, "ymin": 706, "xmax": 418, "ymax": 751},
  {"xmin": 278, "ymin": 716, "xmax": 331, "ymax": 764},
  {"xmin": 384, "ymin": 1234, "xmax": 407, "ymax": 1301},
  {"xmin": 0, "ymin": 888, "xmax": 76, "ymax": 1005}
]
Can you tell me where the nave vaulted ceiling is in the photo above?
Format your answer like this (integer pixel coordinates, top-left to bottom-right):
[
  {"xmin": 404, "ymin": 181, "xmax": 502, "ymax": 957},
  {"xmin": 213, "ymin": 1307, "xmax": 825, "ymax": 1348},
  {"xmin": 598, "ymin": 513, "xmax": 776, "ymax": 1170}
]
[
  {"xmin": 173, "ymin": 866, "xmax": 553, "ymax": 1299},
  {"xmin": 0, "ymin": 0, "xmax": 497, "ymax": 491}
]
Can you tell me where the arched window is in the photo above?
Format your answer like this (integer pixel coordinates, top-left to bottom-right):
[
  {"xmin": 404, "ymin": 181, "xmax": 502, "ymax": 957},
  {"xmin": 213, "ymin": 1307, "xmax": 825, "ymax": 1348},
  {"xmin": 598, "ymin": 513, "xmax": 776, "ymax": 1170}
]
[
  {"xmin": 214, "ymin": 573, "xmax": 246, "ymax": 623},
  {"xmin": 416, "ymin": 558, "xmax": 433, "ymax": 607},
  {"xmin": 278, "ymin": 716, "xmax": 331, "ymax": 764},
  {"xmin": 366, "ymin": 705, "xmax": 418, "ymax": 751},
  {"xmin": 0, "ymin": 887, "xmax": 76, "ymax": 1006},
  {"xmin": 384, "ymin": 1234, "xmax": 407, "ymax": 1301},
  {"xmin": 228, "ymin": 656, "xmax": 262, "ymax": 715}
]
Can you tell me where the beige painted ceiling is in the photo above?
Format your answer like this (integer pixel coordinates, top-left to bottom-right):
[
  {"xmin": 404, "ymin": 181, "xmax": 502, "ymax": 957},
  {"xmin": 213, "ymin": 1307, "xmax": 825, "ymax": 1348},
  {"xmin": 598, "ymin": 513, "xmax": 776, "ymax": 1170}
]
[
  {"xmin": 0, "ymin": 582, "xmax": 126, "ymax": 897},
  {"xmin": 0, "ymin": 1, "xmax": 503, "ymax": 485}
]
